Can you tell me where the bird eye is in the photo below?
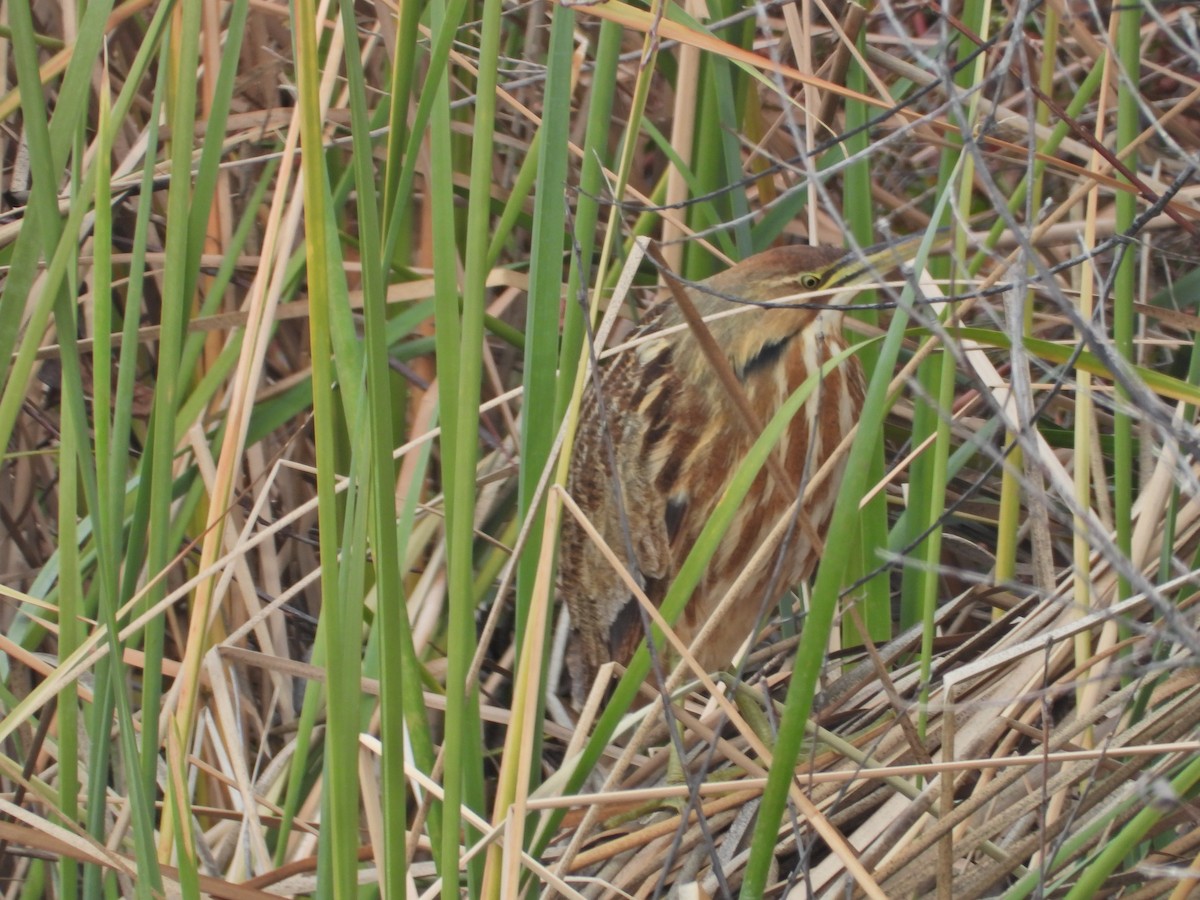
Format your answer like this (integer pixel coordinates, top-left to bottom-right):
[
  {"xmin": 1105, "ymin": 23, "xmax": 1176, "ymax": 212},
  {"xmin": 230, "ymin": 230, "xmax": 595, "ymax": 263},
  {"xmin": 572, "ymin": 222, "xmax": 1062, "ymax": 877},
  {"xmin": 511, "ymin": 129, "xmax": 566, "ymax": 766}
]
[{"xmin": 800, "ymin": 273, "xmax": 821, "ymax": 290}]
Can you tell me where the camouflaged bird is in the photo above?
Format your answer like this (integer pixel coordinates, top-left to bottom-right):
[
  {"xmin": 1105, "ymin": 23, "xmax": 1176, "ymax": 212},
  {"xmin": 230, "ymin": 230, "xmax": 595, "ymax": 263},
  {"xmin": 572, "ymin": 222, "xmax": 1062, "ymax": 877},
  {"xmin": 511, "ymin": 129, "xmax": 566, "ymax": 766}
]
[{"xmin": 559, "ymin": 244, "xmax": 875, "ymax": 707}]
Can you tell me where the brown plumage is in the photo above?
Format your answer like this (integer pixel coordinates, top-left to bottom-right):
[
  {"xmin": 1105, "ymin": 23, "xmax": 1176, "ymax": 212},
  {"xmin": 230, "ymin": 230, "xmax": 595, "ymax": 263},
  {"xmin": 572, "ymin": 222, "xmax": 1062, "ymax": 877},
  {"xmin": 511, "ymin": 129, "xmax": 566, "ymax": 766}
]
[{"xmin": 559, "ymin": 244, "xmax": 870, "ymax": 707}]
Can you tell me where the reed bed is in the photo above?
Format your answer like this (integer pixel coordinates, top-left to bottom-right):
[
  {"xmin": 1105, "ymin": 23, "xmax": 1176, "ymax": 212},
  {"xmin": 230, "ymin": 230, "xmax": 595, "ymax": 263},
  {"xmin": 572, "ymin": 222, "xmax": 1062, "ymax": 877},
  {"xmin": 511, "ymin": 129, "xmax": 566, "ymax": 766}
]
[{"xmin": 0, "ymin": 0, "xmax": 1198, "ymax": 897}]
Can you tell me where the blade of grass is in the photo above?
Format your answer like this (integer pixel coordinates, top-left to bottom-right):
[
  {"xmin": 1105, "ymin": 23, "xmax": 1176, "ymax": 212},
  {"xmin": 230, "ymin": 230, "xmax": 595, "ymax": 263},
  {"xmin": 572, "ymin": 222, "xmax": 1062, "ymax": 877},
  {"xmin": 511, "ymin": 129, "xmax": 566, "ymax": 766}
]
[
  {"xmin": 842, "ymin": 24, "xmax": 891, "ymax": 646},
  {"xmin": 441, "ymin": 0, "xmax": 506, "ymax": 888},
  {"xmin": 337, "ymin": 0, "xmax": 408, "ymax": 891},
  {"xmin": 552, "ymin": 20, "xmax": 620, "ymax": 423},
  {"xmin": 291, "ymin": 0, "xmax": 356, "ymax": 892},
  {"xmin": 426, "ymin": 0, "xmax": 476, "ymax": 889},
  {"xmin": 149, "ymin": 0, "xmax": 210, "ymax": 863},
  {"xmin": 1111, "ymin": 0, "xmax": 1140, "ymax": 610}
]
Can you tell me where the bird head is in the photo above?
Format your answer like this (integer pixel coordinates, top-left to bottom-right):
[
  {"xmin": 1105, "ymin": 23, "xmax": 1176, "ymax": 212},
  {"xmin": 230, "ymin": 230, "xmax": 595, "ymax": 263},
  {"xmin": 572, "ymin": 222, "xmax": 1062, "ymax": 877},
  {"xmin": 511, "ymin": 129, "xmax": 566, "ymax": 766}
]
[{"xmin": 664, "ymin": 239, "xmax": 918, "ymax": 382}]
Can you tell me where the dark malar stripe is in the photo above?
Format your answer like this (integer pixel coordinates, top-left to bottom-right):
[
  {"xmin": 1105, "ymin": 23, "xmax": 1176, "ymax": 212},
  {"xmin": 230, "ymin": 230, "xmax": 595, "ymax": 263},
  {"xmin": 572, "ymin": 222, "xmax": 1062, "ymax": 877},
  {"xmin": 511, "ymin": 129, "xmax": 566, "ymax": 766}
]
[{"xmin": 740, "ymin": 330, "xmax": 799, "ymax": 380}]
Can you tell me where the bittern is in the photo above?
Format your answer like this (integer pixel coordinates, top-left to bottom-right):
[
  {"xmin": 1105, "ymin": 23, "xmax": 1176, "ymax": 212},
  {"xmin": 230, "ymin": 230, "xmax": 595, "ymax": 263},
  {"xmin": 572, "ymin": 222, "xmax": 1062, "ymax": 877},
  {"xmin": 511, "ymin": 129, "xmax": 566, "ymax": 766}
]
[{"xmin": 560, "ymin": 241, "xmax": 908, "ymax": 709}]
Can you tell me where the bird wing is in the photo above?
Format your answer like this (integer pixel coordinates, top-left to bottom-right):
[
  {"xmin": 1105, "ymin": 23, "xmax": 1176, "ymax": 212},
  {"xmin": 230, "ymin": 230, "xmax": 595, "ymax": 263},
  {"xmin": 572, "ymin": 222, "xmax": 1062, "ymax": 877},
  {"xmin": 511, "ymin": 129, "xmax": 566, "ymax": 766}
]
[{"xmin": 561, "ymin": 336, "xmax": 681, "ymax": 700}]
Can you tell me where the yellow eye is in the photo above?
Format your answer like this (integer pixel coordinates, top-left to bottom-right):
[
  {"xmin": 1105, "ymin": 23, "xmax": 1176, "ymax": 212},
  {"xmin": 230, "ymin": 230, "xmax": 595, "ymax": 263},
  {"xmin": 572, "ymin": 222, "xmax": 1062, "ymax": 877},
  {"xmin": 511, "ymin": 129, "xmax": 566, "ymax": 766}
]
[{"xmin": 800, "ymin": 273, "xmax": 821, "ymax": 290}]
